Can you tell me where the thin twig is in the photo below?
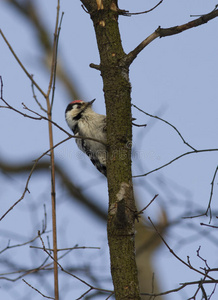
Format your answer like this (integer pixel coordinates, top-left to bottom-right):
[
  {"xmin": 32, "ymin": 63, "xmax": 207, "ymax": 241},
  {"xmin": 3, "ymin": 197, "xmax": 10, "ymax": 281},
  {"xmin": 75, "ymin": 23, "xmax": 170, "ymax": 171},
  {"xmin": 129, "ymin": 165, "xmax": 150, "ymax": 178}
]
[
  {"xmin": 0, "ymin": 229, "xmax": 48, "ymax": 255},
  {"xmin": 1, "ymin": 99, "xmax": 41, "ymax": 120},
  {"xmin": 46, "ymin": 1, "xmax": 60, "ymax": 99},
  {"xmin": 23, "ymin": 279, "xmax": 55, "ymax": 299},
  {"xmin": 188, "ymin": 278, "xmax": 206, "ymax": 300},
  {"xmin": 127, "ymin": 0, "xmax": 163, "ymax": 16},
  {"xmin": 148, "ymin": 217, "xmax": 215, "ymax": 280},
  {"xmin": 206, "ymin": 166, "xmax": 218, "ymax": 221},
  {"xmin": 197, "ymin": 246, "xmax": 210, "ymax": 270},
  {"xmin": 50, "ymin": 12, "xmax": 64, "ymax": 111},
  {"xmin": 31, "ymin": 76, "xmax": 47, "ymax": 113},
  {"xmin": 185, "ymin": 165, "xmax": 218, "ymax": 220},
  {"xmin": 137, "ymin": 194, "xmax": 158, "ymax": 216},
  {"xmin": 0, "ymin": 136, "xmax": 72, "ymax": 222},
  {"xmin": 200, "ymin": 223, "xmax": 218, "ymax": 229},
  {"xmin": 132, "ymin": 103, "xmax": 197, "ymax": 151},
  {"xmin": 0, "ymin": 75, "xmax": 3, "ymax": 98},
  {"xmin": 200, "ymin": 284, "xmax": 208, "ymax": 300},
  {"xmin": 89, "ymin": 63, "xmax": 101, "ymax": 70},
  {"xmin": 0, "ymin": 81, "xmax": 42, "ymax": 120},
  {"xmin": 30, "ymin": 245, "xmax": 100, "ymax": 251},
  {"xmin": 208, "ymin": 283, "xmax": 217, "ymax": 299},
  {"xmin": 38, "ymin": 233, "xmax": 113, "ymax": 297},
  {"xmin": 0, "ymin": 159, "xmax": 107, "ymax": 221},
  {"xmin": 0, "ymin": 252, "xmax": 53, "ymax": 282},
  {"xmin": 190, "ymin": 4, "xmax": 218, "ymax": 17},
  {"xmin": 0, "ymin": 30, "xmax": 46, "ymax": 98},
  {"xmin": 125, "ymin": 8, "xmax": 218, "ymax": 65},
  {"xmin": 132, "ymin": 122, "xmax": 147, "ymax": 128},
  {"xmin": 81, "ymin": 4, "xmax": 89, "ymax": 14},
  {"xmin": 141, "ymin": 279, "xmax": 218, "ymax": 297},
  {"xmin": 42, "ymin": 204, "xmax": 47, "ymax": 232},
  {"xmin": 133, "ymin": 149, "xmax": 218, "ymax": 178},
  {"xmin": 105, "ymin": 292, "xmax": 115, "ymax": 300},
  {"xmin": 76, "ymin": 288, "xmax": 93, "ymax": 300}
]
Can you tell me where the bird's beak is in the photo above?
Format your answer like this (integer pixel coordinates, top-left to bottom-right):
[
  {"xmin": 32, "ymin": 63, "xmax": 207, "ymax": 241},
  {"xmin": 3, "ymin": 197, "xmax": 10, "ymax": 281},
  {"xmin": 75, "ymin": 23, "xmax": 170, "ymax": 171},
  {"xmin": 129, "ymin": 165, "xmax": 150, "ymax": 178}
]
[{"xmin": 87, "ymin": 99, "xmax": 96, "ymax": 106}]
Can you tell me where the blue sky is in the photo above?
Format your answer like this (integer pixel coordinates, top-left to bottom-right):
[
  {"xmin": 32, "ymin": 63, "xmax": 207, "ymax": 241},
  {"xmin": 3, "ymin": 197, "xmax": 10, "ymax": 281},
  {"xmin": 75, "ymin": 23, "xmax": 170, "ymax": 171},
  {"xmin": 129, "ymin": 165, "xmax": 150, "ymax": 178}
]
[{"xmin": 0, "ymin": 1, "xmax": 218, "ymax": 299}]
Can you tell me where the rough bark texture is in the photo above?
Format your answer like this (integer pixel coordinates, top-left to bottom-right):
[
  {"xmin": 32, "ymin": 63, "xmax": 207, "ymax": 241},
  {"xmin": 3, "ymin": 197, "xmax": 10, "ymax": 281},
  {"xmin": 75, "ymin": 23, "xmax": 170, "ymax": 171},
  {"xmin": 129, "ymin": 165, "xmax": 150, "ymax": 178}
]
[{"xmin": 81, "ymin": 0, "xmax": 141, "ymax": 299}]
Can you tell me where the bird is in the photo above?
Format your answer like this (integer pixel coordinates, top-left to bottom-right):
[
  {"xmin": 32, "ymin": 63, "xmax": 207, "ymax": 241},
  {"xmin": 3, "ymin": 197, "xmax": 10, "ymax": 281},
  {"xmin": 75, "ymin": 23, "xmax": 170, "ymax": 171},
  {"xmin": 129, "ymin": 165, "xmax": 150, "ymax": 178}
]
[{"xmin": 65, "ymin": 99, "xmax": 107, "ymax": 176}]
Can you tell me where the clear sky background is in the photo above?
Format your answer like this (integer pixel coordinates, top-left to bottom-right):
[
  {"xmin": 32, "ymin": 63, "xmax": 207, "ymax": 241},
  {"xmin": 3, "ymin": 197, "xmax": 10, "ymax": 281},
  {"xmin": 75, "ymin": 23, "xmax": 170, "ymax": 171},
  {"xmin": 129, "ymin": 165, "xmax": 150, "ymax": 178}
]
[{"xmin": 0, "ymin": 1, "xmax": 218, "ymax": 299}]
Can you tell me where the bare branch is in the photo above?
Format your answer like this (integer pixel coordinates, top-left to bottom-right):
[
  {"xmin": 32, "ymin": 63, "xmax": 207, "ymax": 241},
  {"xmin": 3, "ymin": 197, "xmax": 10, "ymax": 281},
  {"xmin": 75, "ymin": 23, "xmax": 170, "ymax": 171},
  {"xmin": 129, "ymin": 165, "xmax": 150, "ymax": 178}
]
[
  {"xmin": 37, "ymin": 232, "xmax": 113, "ymax": 298},
  {"xmin": 124, "ymin": 31, "xmax": 158, "ymax": 65},
  {"xmin": 0, "ymin": 251, "xmax": 52, "ymax": 282},
  {"xmin": 0, "ymin": 228, "xmax": 48, "ymax": 255},
  {"xmin": 31, "ymin": 77, "xmax": 47, "ymax": 113},
  {"xmin": 50, "ymin": 12, "xmax": 64, "ymax": 111},
  {"xmin": 179, "ymin": 165, "xmax": 218, "ymax": 221},
  {"xmin": 141, "ymin": 280, "xmax": 218, "ymax": 298},
  {"xmin": 208, "ymin": 283, "xmax": 217, "ymax": 299},
  {"xmin": 23, "ymin": 279, "xmax": 55, "ymax": 299},
  {"xmin": 132, "ymin": 103, "xmax": 197, "ymax": 151},
  {"xmin": 0, "ymin": 78, "xmax": 42, "ymax": 120},
  {"xmin": 136, "ymin": 194, "xmax": 158, "ymax": 217},
  {"xmin": 127, "ymin": 0, "xmax": 164, "ymax": 16},
  {"xmin": 46, "ymin": 1, "xmax": 60, "ymax": 99},
  {"xmin": 0, "ymin": 159, "xmax": 107, "ymax": 221},
  {"xmin": 30, "ymin": 245, "xmax": 100, "ymax": 251},
  {"xmin": 7, "ymin": 0, "xmax": 80, "ymax": 99},
  {"xmin": 200, "ymin": 223, "xmax": 218, "ymax": 229},
  {"xmin": 0, "ymin": 99, "xmax": 42, "ymax": 120},
  {"xmin": 89, "ymin": 63, "xmax": 101, "ymax": 70},
  {"xmin": 206, "ymin": 165, "xmax": 218, "ymax": 221},
  {"xmin": 0, "ymin": 136, "xmax": 71, "ymax": 222},
  {"xmin": 190, "ymin": 4, "xmax": 218, "ymax": 17},
  {"xmin": 0, "ymin": 30, "xmax": 46, "ymax": 98},
  {"xmin": 132, "ymin": 122, "xmax": 147, "ymax": 128},
  {"xmin": 148, "ymin": 217, "xmax": 215, "ymax": 280},
  {"xmin": 133, "ymin": 149, "xmax": 218, "ymax": 178},
  {"xmin": 197, "ymin": 246, "xmax": 210, "ymax": 270},
  {"xmin": 125, "ymin": 8, "xmax": 218, "ymax": 65}
]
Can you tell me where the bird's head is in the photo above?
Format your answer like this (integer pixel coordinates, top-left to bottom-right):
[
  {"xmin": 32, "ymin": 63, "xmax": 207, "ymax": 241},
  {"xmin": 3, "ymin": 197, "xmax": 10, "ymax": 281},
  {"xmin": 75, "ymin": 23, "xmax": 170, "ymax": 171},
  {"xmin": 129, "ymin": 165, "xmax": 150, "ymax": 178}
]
[{"xmin": 65, "ymin": 99, "xmax": 95, "ymax": 121}]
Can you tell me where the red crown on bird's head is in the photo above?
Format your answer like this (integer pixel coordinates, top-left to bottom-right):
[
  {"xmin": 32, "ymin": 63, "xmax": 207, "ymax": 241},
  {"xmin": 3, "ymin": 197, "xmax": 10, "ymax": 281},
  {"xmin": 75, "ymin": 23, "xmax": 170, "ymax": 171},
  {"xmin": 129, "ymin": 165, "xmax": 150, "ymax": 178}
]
[
  {"xmin": 70, "ymin": 100, "xmax": 84, "ymax": 104},
  {"xmin": 70, "ymin": 99, "xmax": 95, "ymax": 106}
]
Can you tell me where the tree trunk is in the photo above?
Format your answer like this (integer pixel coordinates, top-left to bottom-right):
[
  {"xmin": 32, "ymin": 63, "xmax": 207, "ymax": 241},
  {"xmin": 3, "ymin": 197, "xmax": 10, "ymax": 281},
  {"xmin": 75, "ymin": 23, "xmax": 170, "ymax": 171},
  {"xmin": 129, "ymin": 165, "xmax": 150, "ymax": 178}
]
[{"xmin": 81, "ymin": 0, "xmax": 141, "ymax": 299}]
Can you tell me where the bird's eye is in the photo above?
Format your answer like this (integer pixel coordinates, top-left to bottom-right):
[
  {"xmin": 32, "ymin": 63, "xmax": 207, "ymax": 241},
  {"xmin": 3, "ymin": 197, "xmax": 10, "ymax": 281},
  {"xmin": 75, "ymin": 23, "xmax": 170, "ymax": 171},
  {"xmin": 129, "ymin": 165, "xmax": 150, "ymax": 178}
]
[{"xmin": 77, "ymin": 104, "xmax": 81, "ymax": 108}]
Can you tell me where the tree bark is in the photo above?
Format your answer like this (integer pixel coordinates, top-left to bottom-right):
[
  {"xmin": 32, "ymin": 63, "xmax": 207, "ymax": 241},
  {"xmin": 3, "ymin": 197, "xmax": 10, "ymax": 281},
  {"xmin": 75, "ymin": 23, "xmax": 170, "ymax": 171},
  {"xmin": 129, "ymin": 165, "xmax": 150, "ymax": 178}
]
[{"xmin": 81, "ymin": 0, "xmax": 141, "ymax": 299}]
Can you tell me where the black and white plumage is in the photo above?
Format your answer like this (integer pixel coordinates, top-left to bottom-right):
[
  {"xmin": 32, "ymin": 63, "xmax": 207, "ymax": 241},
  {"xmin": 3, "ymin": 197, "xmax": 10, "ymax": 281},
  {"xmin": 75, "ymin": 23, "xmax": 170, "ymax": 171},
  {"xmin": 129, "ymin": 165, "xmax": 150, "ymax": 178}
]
[{"xmin": 65, "ymin": 99, "xmax": 107, "ymax": 176}]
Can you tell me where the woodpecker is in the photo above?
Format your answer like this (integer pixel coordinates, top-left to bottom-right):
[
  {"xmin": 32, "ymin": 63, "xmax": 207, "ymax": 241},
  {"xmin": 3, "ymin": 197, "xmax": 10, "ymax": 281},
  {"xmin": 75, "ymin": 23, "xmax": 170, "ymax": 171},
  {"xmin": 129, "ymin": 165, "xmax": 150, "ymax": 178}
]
[{"xmin": 65, "ymin": 99, "xmax": 107, "ymax": 176}]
